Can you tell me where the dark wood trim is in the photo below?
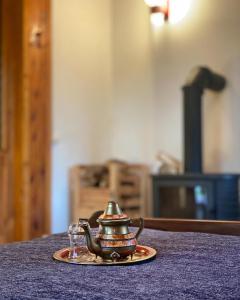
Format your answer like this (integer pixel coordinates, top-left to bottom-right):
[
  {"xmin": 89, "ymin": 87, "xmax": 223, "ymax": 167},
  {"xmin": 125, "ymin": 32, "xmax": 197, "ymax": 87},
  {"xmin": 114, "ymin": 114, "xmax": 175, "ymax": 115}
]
[{"xmin": 144, "ymin": 218, "xmax": 240, "ymax": 236}]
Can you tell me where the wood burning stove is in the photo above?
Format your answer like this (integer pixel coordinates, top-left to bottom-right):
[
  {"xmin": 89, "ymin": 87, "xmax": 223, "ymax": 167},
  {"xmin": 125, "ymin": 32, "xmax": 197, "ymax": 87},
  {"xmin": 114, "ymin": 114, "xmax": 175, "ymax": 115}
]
[{"xmin": 152, "ymin": 67, "xmax": 240, "ymax": 220}]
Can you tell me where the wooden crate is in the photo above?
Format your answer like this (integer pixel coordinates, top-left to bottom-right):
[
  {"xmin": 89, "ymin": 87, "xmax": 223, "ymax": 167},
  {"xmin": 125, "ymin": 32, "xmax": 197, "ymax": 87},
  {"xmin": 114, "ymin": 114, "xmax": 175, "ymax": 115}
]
[
  {"xmin": 109, "ymin": 162, "xmax": 150, "ymax": 217},
  {"xmin": 69, "ymin": 161, "xmax": 150, "ymax": 222}
]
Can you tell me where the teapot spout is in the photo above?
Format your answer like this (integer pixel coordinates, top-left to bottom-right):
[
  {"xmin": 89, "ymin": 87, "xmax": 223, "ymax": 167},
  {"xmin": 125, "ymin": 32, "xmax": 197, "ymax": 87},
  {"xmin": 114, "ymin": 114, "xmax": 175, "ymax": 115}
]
[{"xmin": 79, "ymin": 221, "xmax": 101, "ymax": 256}]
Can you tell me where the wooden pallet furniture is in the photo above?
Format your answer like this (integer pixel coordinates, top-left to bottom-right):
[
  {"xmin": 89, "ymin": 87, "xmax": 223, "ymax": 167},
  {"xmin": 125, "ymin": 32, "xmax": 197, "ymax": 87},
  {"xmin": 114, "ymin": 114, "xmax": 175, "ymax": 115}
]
[{"xmin": 69, "ymin": 161, "xmax": 150, "ymax": 222}]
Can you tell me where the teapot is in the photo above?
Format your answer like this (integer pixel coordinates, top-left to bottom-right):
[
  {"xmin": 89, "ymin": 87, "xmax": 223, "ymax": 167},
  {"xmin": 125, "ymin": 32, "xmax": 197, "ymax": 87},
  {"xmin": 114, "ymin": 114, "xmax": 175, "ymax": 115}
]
[{"xmin": 79, "ymin": 200, "xmax": 144, "ymax": 261}]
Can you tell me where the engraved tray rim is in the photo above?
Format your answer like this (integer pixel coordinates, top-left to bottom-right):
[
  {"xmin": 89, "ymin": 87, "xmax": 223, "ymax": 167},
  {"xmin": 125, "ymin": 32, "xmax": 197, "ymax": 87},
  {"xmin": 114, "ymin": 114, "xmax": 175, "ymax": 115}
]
[{"xmin": 53, "ymin": 245, "xmax": 157, "ymax": 266}]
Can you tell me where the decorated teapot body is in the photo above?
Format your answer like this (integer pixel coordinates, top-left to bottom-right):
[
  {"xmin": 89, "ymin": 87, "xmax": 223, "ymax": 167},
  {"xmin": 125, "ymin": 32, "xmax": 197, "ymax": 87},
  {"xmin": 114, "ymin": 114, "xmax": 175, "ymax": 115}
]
[{"xmin": 80, "ymin": 201, "xmax": 144, "ymax": 261}]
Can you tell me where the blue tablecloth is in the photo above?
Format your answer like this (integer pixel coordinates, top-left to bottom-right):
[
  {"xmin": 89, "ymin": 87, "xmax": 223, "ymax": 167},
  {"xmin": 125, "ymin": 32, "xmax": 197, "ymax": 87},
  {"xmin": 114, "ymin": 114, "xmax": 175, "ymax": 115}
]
[{"xmin": 0, "ymin": 228, "xmax": 239, "ymax": 300}]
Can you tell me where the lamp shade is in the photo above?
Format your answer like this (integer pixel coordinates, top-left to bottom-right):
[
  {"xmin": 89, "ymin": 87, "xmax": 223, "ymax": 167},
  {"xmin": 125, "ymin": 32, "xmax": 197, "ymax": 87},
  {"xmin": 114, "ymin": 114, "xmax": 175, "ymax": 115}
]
[{"xmin": 151, "ymin": 12, "xmax": 165, "ymax": 26}]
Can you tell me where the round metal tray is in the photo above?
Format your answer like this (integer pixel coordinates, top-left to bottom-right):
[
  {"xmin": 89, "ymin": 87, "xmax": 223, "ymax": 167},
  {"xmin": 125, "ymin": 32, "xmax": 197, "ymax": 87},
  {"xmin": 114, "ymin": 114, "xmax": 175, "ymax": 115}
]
[{"xmin": 53, "ymin": 245, "xmax": 157, "ymax": 265}]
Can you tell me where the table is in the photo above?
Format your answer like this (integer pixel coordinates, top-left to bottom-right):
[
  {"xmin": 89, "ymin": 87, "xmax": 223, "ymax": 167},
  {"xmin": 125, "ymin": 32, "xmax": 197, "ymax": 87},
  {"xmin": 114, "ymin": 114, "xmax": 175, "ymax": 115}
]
[{"xmin": 0, "ymin": 228, "xmax": 239, "ymax": 299}]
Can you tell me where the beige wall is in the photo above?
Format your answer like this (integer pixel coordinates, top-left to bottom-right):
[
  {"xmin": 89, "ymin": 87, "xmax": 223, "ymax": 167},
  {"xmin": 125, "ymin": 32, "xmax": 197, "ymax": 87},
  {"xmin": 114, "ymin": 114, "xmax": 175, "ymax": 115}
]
[
  {"xmin": 150, "ymin": 0, "xmax": 240, "ymax": 172},
  {"xmin": 52, "ymin": 0, "xmax": 240, "ymax": 232},
  {"xmin": 112, "ymin": 0, "xmax": 240, "ymax": 172},
  {"xmin": 111, "ymin": 0, "xmax": 155, "ymax": 163},
  {"xmin": 52, "ymin": 0, "xmax": 113, "ymax": 232}
]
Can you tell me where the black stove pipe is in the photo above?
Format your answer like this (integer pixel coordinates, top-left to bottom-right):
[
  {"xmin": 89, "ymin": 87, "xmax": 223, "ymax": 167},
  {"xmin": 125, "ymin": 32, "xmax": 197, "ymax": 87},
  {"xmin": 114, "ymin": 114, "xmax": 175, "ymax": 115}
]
[{"xmin": 182, "ymin": 67, "xmax": 226, "ymax": 173}]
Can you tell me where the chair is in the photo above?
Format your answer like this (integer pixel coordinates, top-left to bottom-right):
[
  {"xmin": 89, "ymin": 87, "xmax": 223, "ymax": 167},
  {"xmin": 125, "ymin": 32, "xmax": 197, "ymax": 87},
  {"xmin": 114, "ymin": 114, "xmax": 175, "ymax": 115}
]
[
  {"xmin": 143, "ymin": 218, "xmax": 240, "ymax": 236},
  {"xmin": 88, "ymin": 211, "xmax": 240, "ymax": 236}
]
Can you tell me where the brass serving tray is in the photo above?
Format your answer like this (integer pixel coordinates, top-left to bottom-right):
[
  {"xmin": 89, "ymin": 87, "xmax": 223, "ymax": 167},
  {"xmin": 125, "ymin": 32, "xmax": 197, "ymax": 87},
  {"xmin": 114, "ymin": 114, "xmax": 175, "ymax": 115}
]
[{"xmin": 53, "ymin": 245, "xmax": 156, "ymax": 265}]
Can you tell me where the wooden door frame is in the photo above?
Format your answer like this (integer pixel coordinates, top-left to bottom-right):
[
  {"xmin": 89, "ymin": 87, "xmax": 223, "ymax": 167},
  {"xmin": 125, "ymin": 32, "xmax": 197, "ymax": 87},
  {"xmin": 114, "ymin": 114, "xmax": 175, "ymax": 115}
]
[{"xmin": 0, "ymin": 0, "xmax": 51, "ymax": 242}]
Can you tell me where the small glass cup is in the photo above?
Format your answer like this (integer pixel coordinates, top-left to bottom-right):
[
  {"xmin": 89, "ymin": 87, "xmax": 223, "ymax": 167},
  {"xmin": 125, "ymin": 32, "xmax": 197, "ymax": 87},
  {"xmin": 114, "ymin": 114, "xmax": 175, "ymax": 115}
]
[{"xmin": 68, "ymin": 223, "xmax": 84, "ymax": 259}]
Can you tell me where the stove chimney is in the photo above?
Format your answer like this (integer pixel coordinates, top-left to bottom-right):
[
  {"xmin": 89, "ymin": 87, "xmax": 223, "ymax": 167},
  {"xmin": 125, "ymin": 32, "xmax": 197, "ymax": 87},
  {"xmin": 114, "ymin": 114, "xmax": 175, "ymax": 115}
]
[{"xmin": 182, "ymin": 67, "xmax": 226, "ymax": 173}]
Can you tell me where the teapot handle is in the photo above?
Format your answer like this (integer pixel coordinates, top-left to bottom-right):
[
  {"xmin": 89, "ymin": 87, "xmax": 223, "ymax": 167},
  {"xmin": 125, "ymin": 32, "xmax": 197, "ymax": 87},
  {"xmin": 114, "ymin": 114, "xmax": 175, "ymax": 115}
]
[
  {"xmin": 87, "ymin": 210, "xmax": 104, "ymax": 228},
  {"xmin": 131, "ymin": 217, "xmax": 144, "ymax": 240}
]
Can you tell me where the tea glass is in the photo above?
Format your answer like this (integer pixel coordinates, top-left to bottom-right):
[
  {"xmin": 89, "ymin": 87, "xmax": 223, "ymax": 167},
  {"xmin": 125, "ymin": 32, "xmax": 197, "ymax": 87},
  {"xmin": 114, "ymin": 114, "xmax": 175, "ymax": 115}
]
[{"xmin": 68, "ymin": 223, "xmax": 84, "ymax": 259}]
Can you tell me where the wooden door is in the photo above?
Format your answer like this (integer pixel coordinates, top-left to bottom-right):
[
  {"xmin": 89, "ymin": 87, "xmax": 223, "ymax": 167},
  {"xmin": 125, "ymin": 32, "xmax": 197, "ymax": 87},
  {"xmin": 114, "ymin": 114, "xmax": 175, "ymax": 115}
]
[
  {"xmin": 0, "ymin": 0, "xmax": 51, "ymax": 242},
  {"xmin": 0, "ymin": 154, "xmax": 6, "ymax": 243},
  {"xmin": 0, "ymin": 0, "xmax": 14, "ymax": 243}
]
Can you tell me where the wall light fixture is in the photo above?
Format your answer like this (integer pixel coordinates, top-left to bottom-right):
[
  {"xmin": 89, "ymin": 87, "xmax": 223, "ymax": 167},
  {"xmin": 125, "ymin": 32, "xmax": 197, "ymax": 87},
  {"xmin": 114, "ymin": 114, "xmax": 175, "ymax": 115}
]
[
  {"xmin": 144, "ymin": 0, "xmax": 169, "ymax": 27},
  {"xmin": 144, "ymin": 0, "xmax": 193, "ymax": 27}
]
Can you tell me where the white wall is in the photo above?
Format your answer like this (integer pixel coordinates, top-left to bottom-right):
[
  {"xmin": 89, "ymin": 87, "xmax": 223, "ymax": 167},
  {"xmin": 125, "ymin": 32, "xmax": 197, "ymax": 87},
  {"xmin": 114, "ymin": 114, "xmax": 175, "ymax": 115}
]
[
  {"xmin": 150, "ymin": 0, "xmax": 240, "ymax": 172},
  {"xmin": 111, "ymin": 0, "xmax": 155, "ymax": 163},
  {"xmin": 52, "ymin": 0, "xmax": 240, "ymax": 232},
  {"xmin": 52, "ymin": 0, "xmax": 113, "ymax": 232},
  {"xmin": 112, "ymin": 0, "xmax": 240, "ymax": 172}
]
